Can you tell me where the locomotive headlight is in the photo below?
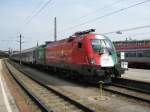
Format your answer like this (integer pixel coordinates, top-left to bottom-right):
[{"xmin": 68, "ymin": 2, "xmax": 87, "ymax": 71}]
[{"xmin": 90, "ymin": 59, "xmax": 96, "ymax": 64}]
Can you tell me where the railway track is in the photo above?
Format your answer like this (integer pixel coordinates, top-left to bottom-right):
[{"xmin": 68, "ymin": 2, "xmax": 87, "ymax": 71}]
[
  {"xmin": 103, "ymin": 78, "xmax": 150, "ymax": 103},
  {"xmin": 6, "ymin": 60, "xmax": 150, "ymax": 110},
  {"xmin": 5, "ymin": 61, "xmax": 95, "ymax": 112},
  {"xmin": 112, "ymin": 77, "xmax": 150, "ymax": 94}
]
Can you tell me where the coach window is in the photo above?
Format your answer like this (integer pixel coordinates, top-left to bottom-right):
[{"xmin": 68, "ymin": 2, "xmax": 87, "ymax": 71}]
[
  {"xmin": 133, "ymin": 52, "xmax": 136, "ymax": 57},
  {"xmin": 145, "ymin": 51, "xmax": 150, "ymax": 57},
  {"xmin": 137, "ymin": 53, "xmax": 143, "ymax": 57},
  {"xmin": 125, "ymin": 53, "xmax": 128, "ymax": 57}
]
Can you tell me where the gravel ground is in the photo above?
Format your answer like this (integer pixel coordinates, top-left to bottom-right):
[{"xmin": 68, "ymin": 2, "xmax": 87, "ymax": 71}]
[
  {"xmin": 12, "ymin": 61, "xmax": 150, "ymax": 112},
  {"xmin": 2, "ymin": 60, "xmax": 42, "ymax": 112},
  {"xmin": 122, "ymin": 68, "xmax": 150, "ymax": 82},
  {"xmin": 6, "ymin": 61, "xmax": 93, "ymax": 112}
]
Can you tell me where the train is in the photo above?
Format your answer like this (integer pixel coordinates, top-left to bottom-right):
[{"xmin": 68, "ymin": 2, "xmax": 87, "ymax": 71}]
[
  {"xmin": 11, "ymin": 29, "xmax": 124, "ymax": 83},
  {"xmin": 114, "ymin": 40, "xmax": 150, "ymax": 68},
  {"xmin": 0, "ymin": 50, "xmax": 8, "ymax": 59}
]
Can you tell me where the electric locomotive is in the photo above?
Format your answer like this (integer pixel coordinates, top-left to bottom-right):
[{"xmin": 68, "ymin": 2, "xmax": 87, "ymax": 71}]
[
  {"xmin": 45, "ymin": 29, "xmax": 123, "ymax": 83},
  {"xmin": 11, "ymin": 29, "xmax": 124, "ymax": 83}
]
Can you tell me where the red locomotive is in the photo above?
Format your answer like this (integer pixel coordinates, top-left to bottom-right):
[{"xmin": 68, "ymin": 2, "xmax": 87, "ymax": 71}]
[
  {"xmin": 45, "ymin": 29, "xmax": 123, "ymax": 82},
  {"xmin": 11, "ymin": 29, "xmax": 124, "ymax": 83}
]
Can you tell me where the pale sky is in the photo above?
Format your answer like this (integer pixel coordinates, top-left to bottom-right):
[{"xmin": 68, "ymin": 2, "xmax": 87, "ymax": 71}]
[{"xmin": 0, "ymin": 0, "xmax": 150, "ymax": 51}]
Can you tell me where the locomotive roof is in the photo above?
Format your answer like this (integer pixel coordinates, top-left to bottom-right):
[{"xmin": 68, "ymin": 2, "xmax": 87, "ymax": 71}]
[
  {"xmin": 46, "ymin": 34, "xmax": 105, "ymax": 46},
  {"xmin": 95, "ymin": 34, "xmax": 108, "ymax": 39}
]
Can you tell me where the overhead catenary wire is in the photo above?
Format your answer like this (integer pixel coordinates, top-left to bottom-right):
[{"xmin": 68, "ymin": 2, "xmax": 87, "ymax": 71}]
[
  {"xmin": 59, "ymin": 0, "xmax": 150, "ymax": 33},
  {"xmin": 17, "ymin": 0, "xmax": 46, "ymax": 32},
  {"xmin": 103, "ymin": 24, "xmax": 150, "ymax": 35},
  {"xmin": 110, "ymin": 31, "xmax": 150, "ymax": 38},
  {"xmin": 17, "ymin": 0, "xmax": 53, "ymax": 33},
  {"xmin": 22, "ymin": 0, "xmax": 46, "ymax": 26},
  {"xmin": 72, "ymin": 0, "xmax": 126, "ymax": 22},
  {"xmin": 25, "ymin": 0, "xmax": 53, "ymax": 25}
]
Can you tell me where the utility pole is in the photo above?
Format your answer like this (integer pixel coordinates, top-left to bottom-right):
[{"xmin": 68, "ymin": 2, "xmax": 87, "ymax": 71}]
[
  {"xmin": 19, "ymin": 34, "xmax": 22, "ymax": 65},
  {"xmin": 8, "ymin": 48, "xmax": 10, "ymax": 57},
  {"xmin": 37, "ymin": 41, "xmax": 39, "ymax": 47},
  {"xmin": 54, "ymin": 17, "xmax": 57, "ymax": 41}
]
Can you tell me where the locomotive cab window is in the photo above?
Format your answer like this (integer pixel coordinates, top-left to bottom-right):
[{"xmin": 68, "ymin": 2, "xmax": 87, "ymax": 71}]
[
  {"xmin": 78, "ymin": 42, "xmax": 82, "ymax": 48},
  {"xmin": 91, "ymin": 39, "xmax": 115, "ymax": 52}
]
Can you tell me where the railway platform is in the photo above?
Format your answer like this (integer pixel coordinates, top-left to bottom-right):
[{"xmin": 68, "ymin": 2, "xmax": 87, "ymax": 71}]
[
  {"xmin": 0, "ymin": 59, "xmax": 19, "ymax": 112},
  {"xmin": 122, "ymin": 68, "xmax": 150, "ymax": 83}
]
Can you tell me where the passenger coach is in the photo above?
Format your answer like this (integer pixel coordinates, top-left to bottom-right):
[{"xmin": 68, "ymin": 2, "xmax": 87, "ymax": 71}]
[{"xmin": 114, "ymin": 40, "xmax": 150, "ymax": 67}]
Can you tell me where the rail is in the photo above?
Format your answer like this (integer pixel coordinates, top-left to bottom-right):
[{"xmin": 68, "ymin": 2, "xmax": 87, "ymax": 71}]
[
  {"xmin": 112, "ymin": 77, "xmax": 150, "ymax": 94},
  {"xmin": 5, "ymin": 61, "xmax": 95, "ymax": 112},
  {"xmin": 102, "ymin": 77, "xmax": 150, "ymax": 104}
]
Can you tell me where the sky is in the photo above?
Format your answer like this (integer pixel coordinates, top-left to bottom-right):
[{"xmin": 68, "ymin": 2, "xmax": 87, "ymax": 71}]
[{"xmin": 0, "ymin": 0, "xmax": 150, "ymax": 51}]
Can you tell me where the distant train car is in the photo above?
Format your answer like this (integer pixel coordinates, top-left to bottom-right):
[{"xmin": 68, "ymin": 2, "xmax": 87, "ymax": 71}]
[
  {"xmin": 114, "ymin": 40, "xmax": 150, "ymax": 67},
  {"xmin": 11, "ymin": 47, "xmax": 36, "ymax": 64},
  {"xmin": 0, "ymin": 50, "xmax": 8, "ymax": 58},
  {"xmin": 11, "ymin": 29, "xmax": 124, "ymax": 83}
]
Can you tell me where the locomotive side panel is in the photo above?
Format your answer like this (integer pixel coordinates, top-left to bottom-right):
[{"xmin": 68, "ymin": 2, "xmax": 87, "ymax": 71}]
[
  {"xmin": 71, "ymin": 39, "xmax": 89, "ymax": 65},
  {"xmin": 45, "ymin": 38, "xmax": 89, "ymax": 70}
]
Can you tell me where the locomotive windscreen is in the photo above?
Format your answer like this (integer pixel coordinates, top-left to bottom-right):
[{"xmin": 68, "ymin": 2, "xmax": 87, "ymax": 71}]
[{"xmin": 91, "ymin": 39, "xmax": 115, "ymax": 52}]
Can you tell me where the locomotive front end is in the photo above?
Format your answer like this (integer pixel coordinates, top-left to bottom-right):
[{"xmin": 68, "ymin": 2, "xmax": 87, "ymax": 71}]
[
  {"xmin": 86, "ymin": 34, "xmax": 123, "ymax": 83},
  {"xmin": 91, "ymin": 35, "xmax": 117, "ymax": 67}
]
